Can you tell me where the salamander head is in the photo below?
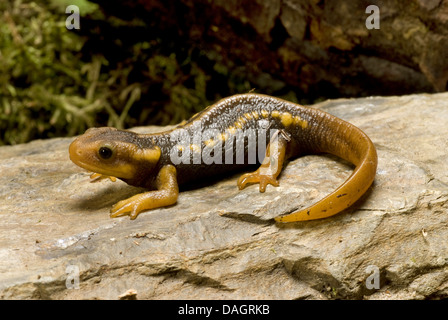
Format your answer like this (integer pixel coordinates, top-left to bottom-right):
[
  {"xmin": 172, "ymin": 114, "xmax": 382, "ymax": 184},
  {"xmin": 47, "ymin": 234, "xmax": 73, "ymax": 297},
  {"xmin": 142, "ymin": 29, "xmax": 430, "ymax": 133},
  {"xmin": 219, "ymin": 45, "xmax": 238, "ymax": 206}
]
[{"xmin": 69, "ymin": 127, "xmax": 161, "ymax": 180}]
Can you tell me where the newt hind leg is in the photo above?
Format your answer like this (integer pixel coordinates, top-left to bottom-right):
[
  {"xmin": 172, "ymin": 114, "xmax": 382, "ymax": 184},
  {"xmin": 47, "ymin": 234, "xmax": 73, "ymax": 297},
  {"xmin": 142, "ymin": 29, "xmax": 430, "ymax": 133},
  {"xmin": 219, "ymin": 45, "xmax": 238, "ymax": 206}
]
[{"xmin": 237, "ymin": 130, "xmax": 289, "ymax": 193}]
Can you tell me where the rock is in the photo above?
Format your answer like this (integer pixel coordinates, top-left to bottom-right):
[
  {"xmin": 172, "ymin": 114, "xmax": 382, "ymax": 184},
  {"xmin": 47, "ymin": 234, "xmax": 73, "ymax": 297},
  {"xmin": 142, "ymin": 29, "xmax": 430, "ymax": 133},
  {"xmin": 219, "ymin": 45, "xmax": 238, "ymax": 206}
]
[{"xmin": 1, "ymin": 93, "xmax": 448, "ymax": 299}]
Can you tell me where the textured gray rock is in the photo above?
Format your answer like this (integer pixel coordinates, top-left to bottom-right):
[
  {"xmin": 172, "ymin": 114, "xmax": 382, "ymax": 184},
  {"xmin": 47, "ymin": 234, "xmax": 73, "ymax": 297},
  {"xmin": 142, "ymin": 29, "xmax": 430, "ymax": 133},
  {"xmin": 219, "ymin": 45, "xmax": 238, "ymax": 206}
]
[{"xmin": 1, "ymin": 93, "xmax": 448, "ymax": 299}]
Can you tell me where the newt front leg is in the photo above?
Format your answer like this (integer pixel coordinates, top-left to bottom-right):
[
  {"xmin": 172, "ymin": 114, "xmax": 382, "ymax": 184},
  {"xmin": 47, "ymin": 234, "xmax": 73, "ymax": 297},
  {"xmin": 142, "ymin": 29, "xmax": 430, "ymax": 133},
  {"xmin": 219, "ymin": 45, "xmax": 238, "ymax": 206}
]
[{"xmin": 110, "ymin": 165, "xmax": 179, "ymax": 220}]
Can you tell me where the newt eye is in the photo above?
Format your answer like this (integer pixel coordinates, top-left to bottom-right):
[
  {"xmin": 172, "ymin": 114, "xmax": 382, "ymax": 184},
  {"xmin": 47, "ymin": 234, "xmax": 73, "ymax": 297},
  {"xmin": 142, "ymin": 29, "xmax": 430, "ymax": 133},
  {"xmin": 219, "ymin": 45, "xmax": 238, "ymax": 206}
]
[{"xmin": 98, "ymin": 146, "xmax": 113, "ymax": 159}]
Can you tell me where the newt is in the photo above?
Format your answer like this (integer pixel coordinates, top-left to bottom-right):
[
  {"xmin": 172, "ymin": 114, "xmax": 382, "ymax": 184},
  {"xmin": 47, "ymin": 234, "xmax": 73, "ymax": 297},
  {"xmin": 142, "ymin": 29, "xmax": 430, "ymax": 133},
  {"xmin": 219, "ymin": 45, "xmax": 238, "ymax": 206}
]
[{"xmin": 69, "ymin": 93, "xmax": 377, "ymax": 222}]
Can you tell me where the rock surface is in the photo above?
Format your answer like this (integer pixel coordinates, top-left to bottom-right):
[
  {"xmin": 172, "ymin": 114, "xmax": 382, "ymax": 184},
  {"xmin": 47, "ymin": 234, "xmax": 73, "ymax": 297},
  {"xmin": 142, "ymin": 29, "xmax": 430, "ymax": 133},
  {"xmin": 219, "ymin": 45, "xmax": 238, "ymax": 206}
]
[{"xmin": 1, "ymin": 93, "xmax": 448, "ymax": 299}]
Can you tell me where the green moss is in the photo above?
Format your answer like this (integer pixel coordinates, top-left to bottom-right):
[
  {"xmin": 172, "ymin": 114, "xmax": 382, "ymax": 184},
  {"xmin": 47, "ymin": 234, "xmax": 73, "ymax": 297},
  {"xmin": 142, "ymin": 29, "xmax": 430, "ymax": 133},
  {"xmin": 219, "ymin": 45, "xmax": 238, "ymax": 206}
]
[
  {"xmin": 0, "ymin": 0, "xmax": 104, "ymax": 144},
  {"xmin": 0, "ymin": 0, "xmax": 299, "ymax": 145},
  {"xmin": 50, "ymin": 0, "xmax": 99, "ymax": 15},
  {"xmin": 0, "ymin": 0, "xmax": 213, "ymax": 145}
]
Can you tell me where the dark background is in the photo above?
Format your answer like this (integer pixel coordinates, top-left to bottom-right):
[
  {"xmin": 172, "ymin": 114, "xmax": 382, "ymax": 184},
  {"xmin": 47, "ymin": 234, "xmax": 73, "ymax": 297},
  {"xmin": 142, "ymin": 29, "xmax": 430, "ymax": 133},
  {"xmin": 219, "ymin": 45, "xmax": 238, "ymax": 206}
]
[{"xmin": 1, "ymin": 0, "xmax": 446, "ymax": 145}]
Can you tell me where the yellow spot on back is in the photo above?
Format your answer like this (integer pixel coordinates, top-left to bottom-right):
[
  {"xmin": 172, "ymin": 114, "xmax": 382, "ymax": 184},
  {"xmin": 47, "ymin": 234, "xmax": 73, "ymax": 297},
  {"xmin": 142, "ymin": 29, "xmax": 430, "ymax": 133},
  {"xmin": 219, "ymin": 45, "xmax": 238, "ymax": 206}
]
[
  {"xmin": 234, "ymin": 116, "xmax": 248, "ymax": 129},
  {"xmin": 261, "ymin": 110, "xmax": 269, "ymax": 118},
  {"xmin": 244, "ymin": 112, "xmax": 253, "ymax": 120},
  {"xmin": 281, "ymin": 112, "xmax": 293, "ymax": 127},
  {"xmin": 227, "ymin": 126, "xmax": 237, "ymax": 135},
  {"xmin": 293, "ymin": 116, "xmax": 308, "ymax": 129},
  {"xmin": 239, "ymin": 116, "xmax": 248, "ymax": 125},
  {"xmin": 271, "ymin": 110, "xmax": 280, "ymax": 118},
  {"xmin": 252, "ymin": 111, "xmax": 259, "ymax": 119}
]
